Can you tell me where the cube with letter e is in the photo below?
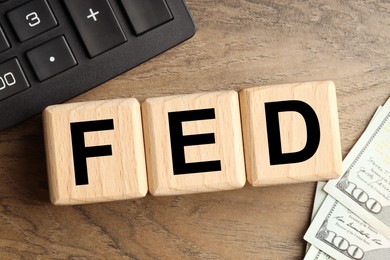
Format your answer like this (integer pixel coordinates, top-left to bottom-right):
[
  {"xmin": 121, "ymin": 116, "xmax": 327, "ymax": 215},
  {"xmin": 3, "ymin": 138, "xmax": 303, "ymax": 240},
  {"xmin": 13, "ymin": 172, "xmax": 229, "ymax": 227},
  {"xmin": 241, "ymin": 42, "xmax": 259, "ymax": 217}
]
[
  {"xmin": 239, "ymin": 81, "xmax": 342, "ymax": 186},
  {"xmin": 43, "ymin": 99, "xmax": 148, "ymax": 205},
  {"xmin": 142, "ymin": 91, "xmax": 246, "ymax": 195}
]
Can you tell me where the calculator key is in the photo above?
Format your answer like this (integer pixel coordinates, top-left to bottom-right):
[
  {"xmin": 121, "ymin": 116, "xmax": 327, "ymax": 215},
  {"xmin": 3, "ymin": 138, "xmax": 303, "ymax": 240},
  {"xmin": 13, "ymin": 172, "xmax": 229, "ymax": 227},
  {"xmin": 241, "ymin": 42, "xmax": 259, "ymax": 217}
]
[
  {"xmin": 0, "ymin": 26, "xmax": 10, "ymax": 53},
  {"xmin": 0, "ymin": 58, "xmax": 30, "ymax": 102},
  {"xmin": 121, "ymin": 0, "xmax": 173, "ymax": 35},
  {"xmin": 7, "ymin": 0, "xmax": 58, "ymax": 42},
  {"xmin": 64, "ymin": 0, "xmax": 127, "ymax": 58},
  {"xmin": 26, "ymin": 36, "xmax": 77, "ymax": 82}
]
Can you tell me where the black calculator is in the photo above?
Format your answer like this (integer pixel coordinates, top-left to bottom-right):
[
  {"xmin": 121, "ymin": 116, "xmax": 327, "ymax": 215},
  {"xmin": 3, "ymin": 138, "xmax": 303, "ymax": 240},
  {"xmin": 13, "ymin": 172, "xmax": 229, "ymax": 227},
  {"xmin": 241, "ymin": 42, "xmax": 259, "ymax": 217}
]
[{"xmin": 0, "ymin": 0, "xmax": 196, "ymax": 130}]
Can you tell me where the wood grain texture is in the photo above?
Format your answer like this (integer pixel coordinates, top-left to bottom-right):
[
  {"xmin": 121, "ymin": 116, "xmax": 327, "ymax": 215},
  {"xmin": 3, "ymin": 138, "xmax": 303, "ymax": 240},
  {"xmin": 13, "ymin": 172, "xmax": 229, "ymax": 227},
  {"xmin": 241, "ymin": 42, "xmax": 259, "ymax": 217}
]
[
  {"xmin": 43, "ymin": 99, "xmax": 148, "ymax": 205},
  {"xmin": 0, "ymin": 0, "xmax": 389, "ymax": 258},
  {"xmin": 240, "ymin": 81, "xmax": 342, "ymax": 186},
  {"xmin": 142, "ymin": 91, "xmax": 246, "ymax": 195}
]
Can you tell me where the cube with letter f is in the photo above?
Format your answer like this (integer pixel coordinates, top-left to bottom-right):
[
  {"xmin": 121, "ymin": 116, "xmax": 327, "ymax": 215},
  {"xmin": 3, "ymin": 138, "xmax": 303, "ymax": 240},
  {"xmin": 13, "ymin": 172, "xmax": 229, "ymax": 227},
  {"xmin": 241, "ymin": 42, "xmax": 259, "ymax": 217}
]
[{"xmin": 43, "ymin": 99, "xmax": 148, "ymax": 205}]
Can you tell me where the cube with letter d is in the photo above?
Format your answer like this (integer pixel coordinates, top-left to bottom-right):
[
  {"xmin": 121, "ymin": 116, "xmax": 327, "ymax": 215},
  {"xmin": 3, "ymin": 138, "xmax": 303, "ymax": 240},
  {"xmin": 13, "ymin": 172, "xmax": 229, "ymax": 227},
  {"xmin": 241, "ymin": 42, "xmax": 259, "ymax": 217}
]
[
  {"xmin": 239, "ymin": 81, "xmax": 342, "ymax": 186},
  {"xmin": 142, "ymin": 91, "xmax": 246, "ymax": 196},
  {"xmin": 43, "ymin": 99, "xmax": 148, "ymax": 205}
]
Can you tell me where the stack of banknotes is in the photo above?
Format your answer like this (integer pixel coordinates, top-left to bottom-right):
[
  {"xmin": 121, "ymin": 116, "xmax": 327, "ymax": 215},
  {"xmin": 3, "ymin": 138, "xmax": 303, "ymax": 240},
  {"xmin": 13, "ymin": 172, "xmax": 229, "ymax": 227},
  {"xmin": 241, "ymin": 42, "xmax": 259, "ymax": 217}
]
[{"xmin": 304, "ymin": 97, "xmax": 390, "ymax": 260}]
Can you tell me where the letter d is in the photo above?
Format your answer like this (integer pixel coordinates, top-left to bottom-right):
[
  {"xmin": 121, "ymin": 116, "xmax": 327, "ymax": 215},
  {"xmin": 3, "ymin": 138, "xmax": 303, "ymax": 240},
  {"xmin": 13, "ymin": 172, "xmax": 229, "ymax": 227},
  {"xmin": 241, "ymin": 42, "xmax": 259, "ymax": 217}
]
[{"xmin": 265, "ymin": 100, "xmax": 320, "ymax": 165}]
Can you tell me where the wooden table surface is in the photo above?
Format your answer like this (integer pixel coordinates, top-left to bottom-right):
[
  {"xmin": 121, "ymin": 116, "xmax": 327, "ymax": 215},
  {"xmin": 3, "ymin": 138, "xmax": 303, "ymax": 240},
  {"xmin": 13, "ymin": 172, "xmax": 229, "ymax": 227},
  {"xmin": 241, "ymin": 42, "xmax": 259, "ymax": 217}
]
[{"xmin": 1, "ymin": 0, "xmax": 390, "ymax": 259}]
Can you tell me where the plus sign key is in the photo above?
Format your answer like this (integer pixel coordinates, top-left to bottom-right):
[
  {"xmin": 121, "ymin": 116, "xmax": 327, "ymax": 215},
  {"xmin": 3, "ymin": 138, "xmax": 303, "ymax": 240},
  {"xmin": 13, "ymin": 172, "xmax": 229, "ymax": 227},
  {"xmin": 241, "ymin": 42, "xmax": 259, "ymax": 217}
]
[{"xmin": 64, "ymin": 0, "xmax": 127, "ymax": 58}]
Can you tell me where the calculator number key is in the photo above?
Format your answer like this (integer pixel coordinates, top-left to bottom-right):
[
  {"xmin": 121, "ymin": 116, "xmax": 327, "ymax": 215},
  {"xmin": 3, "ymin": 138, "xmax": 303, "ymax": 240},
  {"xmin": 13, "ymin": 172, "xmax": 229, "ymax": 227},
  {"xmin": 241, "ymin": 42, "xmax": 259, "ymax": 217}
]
[
  {"xmin": 7, "ymin": 0, "xmax": 58, "ymax": 42},
  {"xmin": 0, "ymin": 59, "xmax": 30, "ymax": 101}
]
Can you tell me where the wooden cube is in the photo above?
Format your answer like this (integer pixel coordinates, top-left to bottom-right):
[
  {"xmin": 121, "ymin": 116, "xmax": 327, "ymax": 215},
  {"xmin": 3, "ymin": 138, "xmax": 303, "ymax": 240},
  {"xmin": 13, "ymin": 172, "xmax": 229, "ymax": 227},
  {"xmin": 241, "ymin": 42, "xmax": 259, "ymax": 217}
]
[
  {"xmin": 43, "ymin": 99, "xmax": 148, "ymax": 205},
  {"xmin": 239, "ymin": 81, "xmax": 342, "ymax": 186},
  {"xmin": 142, "ymin": 91, "xmax": 246, "ymax": 196}
]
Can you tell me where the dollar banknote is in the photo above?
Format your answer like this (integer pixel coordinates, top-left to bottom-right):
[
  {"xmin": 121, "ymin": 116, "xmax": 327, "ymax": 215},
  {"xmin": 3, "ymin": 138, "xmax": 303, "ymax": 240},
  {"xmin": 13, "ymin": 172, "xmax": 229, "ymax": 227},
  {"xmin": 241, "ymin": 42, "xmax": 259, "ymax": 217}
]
[
  {"xmin": 305, "ymin": 182, "xmax": 334, "ymax": 259},
  {"xmin": 307, "ymin": 182, "xmax": 328, "ymax": 252},
  {"xmin": 305, "ymin": 245, "xmax": 333, "ymax": 260},
  {"xmin": 324, "ymin": 97, "xmax": 390, "ymax": 238},
  {"xmin": 304, "ymin": 106, "xmax": 385, "ymax": 259},
  {"xmin": 312, "ymin": 182, "xmax": 328, "ymax": 219},
  {"xmin": 304, "ymin": 195, "xmax": 390, "ymax": 260}
]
